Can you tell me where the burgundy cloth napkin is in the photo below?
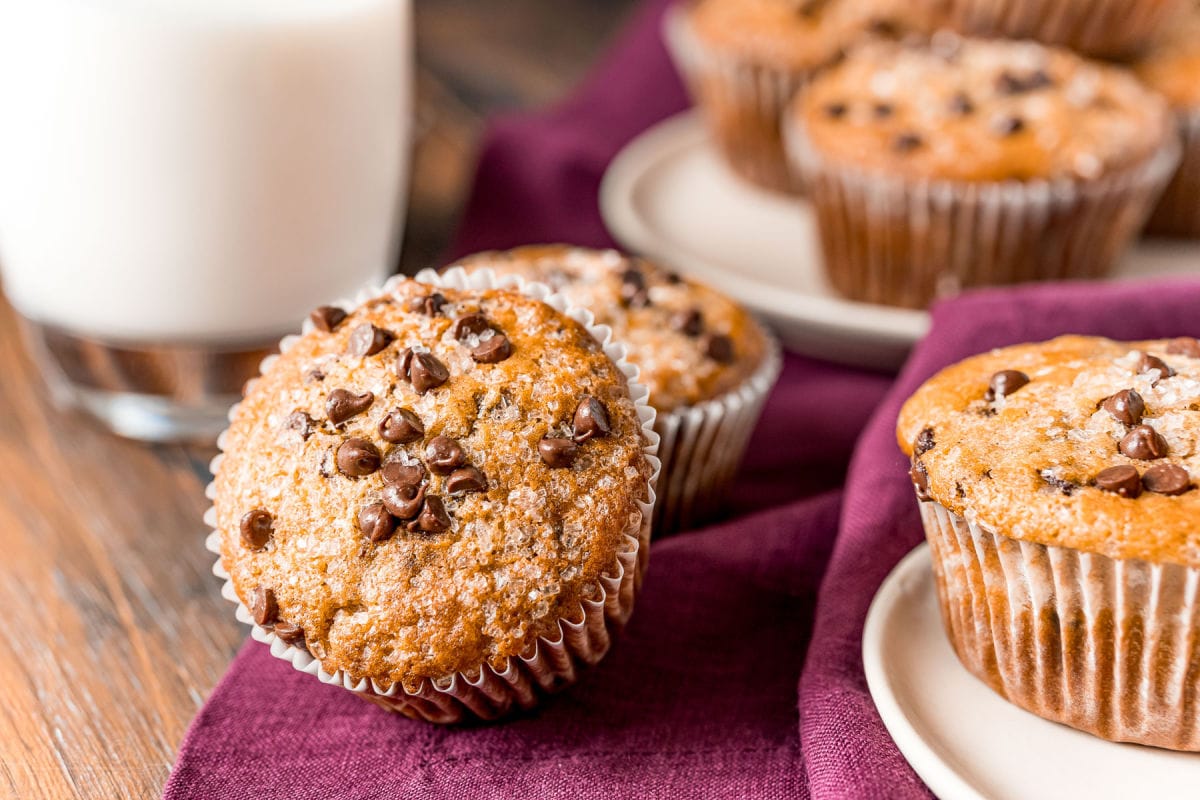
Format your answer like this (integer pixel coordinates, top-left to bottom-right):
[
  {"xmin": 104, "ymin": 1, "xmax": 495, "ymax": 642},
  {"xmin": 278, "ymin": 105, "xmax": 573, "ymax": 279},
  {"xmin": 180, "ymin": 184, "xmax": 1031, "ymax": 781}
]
[{"xmin": 163, "ymin": 0, "xmax": 1200, "ymax": 795}]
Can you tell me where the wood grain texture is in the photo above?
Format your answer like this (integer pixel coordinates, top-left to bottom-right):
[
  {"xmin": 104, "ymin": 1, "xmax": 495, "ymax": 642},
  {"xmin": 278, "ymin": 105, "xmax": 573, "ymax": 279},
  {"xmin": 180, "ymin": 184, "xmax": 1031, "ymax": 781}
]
[{"xmin": 0, "ymin": 1, "xmax": 636, "ymax": 797}]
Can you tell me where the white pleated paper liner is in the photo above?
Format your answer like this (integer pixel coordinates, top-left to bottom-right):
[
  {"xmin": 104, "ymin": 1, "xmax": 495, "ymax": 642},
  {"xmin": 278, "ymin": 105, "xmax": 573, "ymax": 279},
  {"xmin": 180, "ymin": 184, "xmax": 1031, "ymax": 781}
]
[
  {"xmin": 1147, "ymin": 107, "xmax": 1200, "ymax": 238},
  {"xmin": 784, "ymin": 112, "xmax": 1181, "ymax": 309},
  {"xmin": 207, "ymin": 266, "xmax": 661, "ymax": 723},
  {"xmin": 652, "ymin": 325, "xmax": 781, "ymax": 535},
  {"xmin": 919, "ymin": 498, "xmax": 1200, "ymax": 751}
]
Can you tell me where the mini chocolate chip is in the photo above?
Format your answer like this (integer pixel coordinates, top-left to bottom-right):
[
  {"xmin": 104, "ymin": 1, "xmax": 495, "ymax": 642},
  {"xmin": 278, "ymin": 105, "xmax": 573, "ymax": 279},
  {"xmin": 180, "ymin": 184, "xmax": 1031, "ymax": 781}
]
[
  {"xmin": 1167, "ymin": 337, "xmax": 1200, "ymax": 358},
  {"xmin": 382, "ymin": 461, "xmax": 426, "ymax": 487},
  {"xmin": 824, "ymin": 102, "xmax": 848, "ymax": 119},
  {"xmin": 410, "ymin": 293, "xmax": 447, "ymax": 316},
  {"xmin": 573, "ymin": 396, "xmax": 611, "ymax": 443},
  {"xmin": 425, "ymin": 436, "xmax": 466, "ymax": 474},
  {"xmin": 539, "ymin": 437, "xmax": 578, "ymax": 468},
  {"xmin": 909, "ymin": 459, "xmax": 932, "ymax": 502},
  {"xmin": 397, "ymin": 347, "xmax": 414, "ymax": 379},
  {"xmin": 703, "ymin": 333, "xmax": 735, "ymax": 363},
  {"xmin": 409, "ymin": 352, "xmax": 450, "ymax": 394},
  {"xmin": 336, "ymin": 437, "xmax": 381, "ymax": 477},
  {"xmin": 985, "ymin": 370, "xmax": 1030, "ymax": 401},
  {"xmin": 446, "ymin": 466, "xmax": 488, "ymax": 494},
  {"xmin": 670, "ymin": 309, "xmax": 704, "ymax": 337},
  {"xmin": 623, "ymin": 287, "xmax": 652, "ymax": 309},
  {"xmin": 914, "ymin": 427, "xmax": 936, "ymax": 456},
  {"xmin": 273, "ymin": 622, "xmax": 306, "ymax": 647},
  {"xmin": 378, "ymin": 408, "xmax": 424, "ymax": 443},
  {"xmin": 304, "ymin": 369, "xmax": 326, "ymax": 384},
  {"xmin": 997, "ymin": 69, "xmax": 1053, "ymax": 95},
  {"xmin": 948, "ymin": 92, "xmax": 974, "ymax": 115},
  {"xmin": 249, "ymin": 586, "xmax": 277, "ymax": 626},
  {"xmin": 346, "ymin": 323, "xmax": 393, "ymax": 357},
  {"xmin": 873, "ymin": 102, "xmax": 894, "ymax": 118},
  {"xmin": 452, "ymin": 313, "xmax": 490, "ymax": 340},
  {"xmin": 619, "ymin": 269, "xmax": 650, "ymax": 308},
  {"xmin": 619, "ymin": 268, "xmax": 646, "ymax": 290},
  {"xmin": 1094, "ymin": 465, "xmax": 1142, "ymax": 498},
  {"xmin": 893, "ymin": 133, "xmax": 923, "ymax": 153},
  {"xmin": 1136, "ymin": 352, "xmax": 1175, "ymax": 380},
  {"xmin": 1041, "ymin": 472, "xmax": 1077, "ymax": 496},
  {"xmin": 326, "ymin": 389, "xmax": 374, "ymax": 425},
  {"xmin": 358, "ymin": 502, "xmax": 397, "ymax": 542},
  {"xmin": 1119, "ymin": 424, "xmax": 1168, "ymax": 460},
  {"xmin": 1143, "ymin": 464, "xmax": 1193, "ymax": 495},
  {"xmin": 239, "ymin": 509, "xmax": 274, "ymax": 550},
  {"xmin": 283, "ymin": 410, "xmax": 315, "ymax": 440},
  {"xmin": 472, "ymin": 334, "xmax": 513, "ymax": 364},
  {"xmin": 310, "ymin": 306, "xmax": 347, "ymax": 333},
  {"xmin": 382, "ymin": 483, "xmax": 426, "ymax": 520},
  {"xmin": 993, "ymin": 115, "xmax": 1025, "ymax": 136},
  {"xmin": 407, "ymin": 495, "xmax": 451, "ymax": 534},
  {"xmin": 1101, "ymin": 389, "xmax": 1145, "ymax": 426}
]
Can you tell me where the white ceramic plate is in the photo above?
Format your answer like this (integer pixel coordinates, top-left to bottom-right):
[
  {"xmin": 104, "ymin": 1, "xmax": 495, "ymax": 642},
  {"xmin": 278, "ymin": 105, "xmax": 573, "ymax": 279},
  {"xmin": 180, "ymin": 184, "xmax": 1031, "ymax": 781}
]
[
  {"xmin": 863, "ymin": 544, "xmax": 1200, "ymax": 800},
  {"xmin": 600, "ymin": 112, "xmax": 1200, "ymax": 370}
]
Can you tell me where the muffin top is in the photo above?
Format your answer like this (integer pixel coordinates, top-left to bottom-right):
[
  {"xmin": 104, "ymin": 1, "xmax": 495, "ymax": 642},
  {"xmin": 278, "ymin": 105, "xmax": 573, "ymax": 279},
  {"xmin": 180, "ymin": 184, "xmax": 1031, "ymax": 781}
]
[
  {"xmin": 447, "ymin": 246, "xmax": 771, "ymax": 413},
  {"xmin": 795, "ymin": 36, "xmax": 1173, "ymax": 182},
  {"xmin": 898, "ymin": 335, "xmax": 1200, "ymax": 567},
  {"xmin": 1135, "ymin": 7, "xmax": 1200, "ymax": 110},
  {"xmin": 215, "ymin": 279, "xmax": 654, "ymax": 688}
]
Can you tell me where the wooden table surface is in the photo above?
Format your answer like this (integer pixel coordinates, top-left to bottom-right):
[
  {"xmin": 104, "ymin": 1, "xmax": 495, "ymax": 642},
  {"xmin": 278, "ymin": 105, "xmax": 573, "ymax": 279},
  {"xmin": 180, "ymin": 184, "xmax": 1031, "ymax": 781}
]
[{"xmin": 0, "ymin": 2, "xmax": 636, "ymax": 797}]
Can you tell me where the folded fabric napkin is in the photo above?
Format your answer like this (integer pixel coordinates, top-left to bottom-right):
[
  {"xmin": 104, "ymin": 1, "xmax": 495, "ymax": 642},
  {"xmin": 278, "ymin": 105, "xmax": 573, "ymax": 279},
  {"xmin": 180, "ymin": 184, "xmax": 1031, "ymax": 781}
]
[{"xmin": 163, "ymin": 0, "xmax": 1200, "ymax": 794}]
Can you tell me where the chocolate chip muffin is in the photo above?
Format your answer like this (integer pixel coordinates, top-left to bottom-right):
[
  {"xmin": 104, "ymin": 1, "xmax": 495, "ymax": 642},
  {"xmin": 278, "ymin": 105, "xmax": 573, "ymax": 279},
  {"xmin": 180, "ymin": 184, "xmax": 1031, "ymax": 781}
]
[
  {"xmin": 209, "ymin": 270, "xmax": 659, "ymax": 722},
  {"xmin": 1136, "ymin": 7, "xmax": 1200, "ymax": 237},
  {"xmin": 448, "ymin": 246, "xmax": 780, "ymax": 535},
  {"xmin": 663, "ymin": 0, "xmax": 936, "ymax": 194},
  {"xmin": 898, "ymin": 335, "xmax": 1200, "ymax": 750},
  {"xmin": 785, "ymin": 35, "xmax": 1179, "ymax": 309}
]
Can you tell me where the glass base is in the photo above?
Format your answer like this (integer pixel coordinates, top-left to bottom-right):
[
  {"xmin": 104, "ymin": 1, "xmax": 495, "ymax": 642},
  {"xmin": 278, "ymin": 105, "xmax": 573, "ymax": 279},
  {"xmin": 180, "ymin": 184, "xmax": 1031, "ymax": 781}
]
[{"xmin": 20, "ymin": 320, "xmax": 277, "ymax": 443}]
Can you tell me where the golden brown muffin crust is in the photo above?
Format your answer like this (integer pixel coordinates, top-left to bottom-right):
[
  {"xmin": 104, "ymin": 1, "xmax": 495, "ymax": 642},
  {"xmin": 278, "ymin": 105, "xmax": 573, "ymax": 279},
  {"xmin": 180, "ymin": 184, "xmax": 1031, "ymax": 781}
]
[
  {"xmin": 898, "ymin": 335, "xmax": 1200, "ymax": 567},
  {"xmin": 448, "ymin": 246, "xmax": 770, "ymax": 413},
  {"xmin": 216, "ymin": 281, "xmax": 653, "ymax": 688},
  {"xmin": 797, "ymin": 36, "xmax": 1173, "ymax": 182}
]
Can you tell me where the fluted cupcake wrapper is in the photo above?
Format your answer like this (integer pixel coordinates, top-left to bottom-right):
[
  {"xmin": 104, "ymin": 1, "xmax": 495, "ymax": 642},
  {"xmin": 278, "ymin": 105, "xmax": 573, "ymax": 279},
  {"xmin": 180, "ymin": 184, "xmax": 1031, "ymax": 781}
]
[
  {"xmin": 784, "ymin": 116, "xmax": 1181, "ymax": 309},
  {"xmin": 1146, "ymin": 106, "xmax": 1200, "ymax": 238},
  {"xmin": 662, "ymin": 5, "xmax": 812, "ymax": 194},
  {"xmin": 919, "ymin": 498, "xmax": 1200, "ymax": 751},
  {"xmin": 928, "ymin": 0, "xmax": 1186, "ymax": 59},
  {"xmin": 207, "ymin": 267, "xmax": 661, "ymax": 724},
  {"xmin": 652, "ymin": 327, "xmax": 780, "ymax": 535}
]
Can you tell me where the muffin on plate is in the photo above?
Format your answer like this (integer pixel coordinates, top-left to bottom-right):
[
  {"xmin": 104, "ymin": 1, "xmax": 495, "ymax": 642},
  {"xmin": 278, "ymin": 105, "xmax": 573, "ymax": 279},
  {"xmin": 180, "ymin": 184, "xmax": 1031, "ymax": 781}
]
[
  {"xmin": 663, "ymin": 0, "xmax": 935, "ymax": 194},
  {"xmin": 1135, "ymin": 8, "xmax": 1200, "ymax": 237},
  {"xmin": 208, "ymin": 269, "xmax": 659, "ymax": 723},
  {"xmin": 898, "ymin": 335, "xmax": 1200, "ymax": 750},
  {"xmin": 785, "ymin": 35, "xmax": 1179, "ymax": 309},
  {"xmin": 447, "ymin": 246, "xmax": 780, "ymax": 535}
]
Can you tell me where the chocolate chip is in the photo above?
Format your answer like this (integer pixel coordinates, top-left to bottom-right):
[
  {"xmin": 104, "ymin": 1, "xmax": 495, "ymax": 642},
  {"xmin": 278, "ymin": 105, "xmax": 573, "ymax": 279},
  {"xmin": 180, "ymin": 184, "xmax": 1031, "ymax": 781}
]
[
  {"xmin": 382, "ymin": 483, "xmax": 426, "ymax": 520},
  {"xmin": 985, "ymin": 370, "xmax": 1030, "ymax": 402},
  {"xmin": 893, "ymin": 133, "xmax": 923, "ymax": 153},
  {"xmin": 619, "ymin": 269, "xmax": 651, "ymax": 308},
  {"xmin": 1136, "ymin": 352, "xmax": 1175, "ymax": 381},
  {"xmin": 425, "ymin": 436, "xmax": 466, "ymax": 474},
  {"xmin": 1101, "ymin": 389, "xmax": 1145, "ymax": 426},
  {"xmin": 909, "ymin": 459, "xmax": 932, "ymax": 502},
  {"xmin": 703, "ymin": 333, "xmax": 735, "ymax": 363},
  {"xmin": 378, "ymin": 408, "xmax": 424, "ymax": 444},
  {"xmin": 619, "ymin": 267, "xmax": 645, "ymax": 290},
  {"xmin": 336, "ymin": 437, "xmax": 381, "ymax": 477},
  {"xmin": 410, "ymin": 293, "xmax": 447, "ymax": 316},
  {"xmin": 239, "ymin": 509, "xmax": 274, "ymax": 550},
  {"xmin": 382, "ymin": 461, "xmax": 425, "ymax": 487},
  {"xmin": 408, "ymin": 351, "xmax": 450, "ymax": 394},
  {"xmin": 539, "ymin": 437, "xmax": 578, "ymax": 468},
  {"xmin": 452, "ymin": 313, "xmax": 490, "ymax": 340},
  {"xmin": 273, "ymin": 622, "xmax": 306, "ymax": 647},
  {"xmin": 948, "ymin": 92, "xmax": 974, "ymax": 115},
  {"xmin": 358, "ymin": 502, "xmax": 397, "ymax": 542},
  {"xmin": 310, "ymin": 305, "xmax": 347, "ymax": 333},
  {"xmin": 407, "ymin": 495, "xmax": 451, "ymax": 534},
  {"xmin": 305, "ymin": 369, "xmax": 326, "ymax": 384},
  {"xmin": 249, "ymin": 586, "xmax": 277, "ymax": 626},
  {"xmin": 1167, "ymin": 337, "xmax": 1200, "ymax": 358},
  {"xmin": 472, "ymin": 334, "xmax": 513, "ymax": 364},
  {"xmin": 993, "ymin": 115, "xmax": 1025, "ymax": 136},
  {"xmin": 573, "ymin": 396, "xmax": 611, "ymax": 443},
  {"xmin": 997, "ymin": 69, "xmax": 1053, "ymax": 95},
  {"xmin": 1143, "ymin": 464, "xmax": 1193, "ymax": 495},
  {"xmin": 1094, "ymin": 465, "xmax": 1142, "ymax": 498},
  {"xmin": 326, "ymin": 389, "xmax": 374, "ymax": 425},
  {"xmin": 1119, "ymin": 424, "xmax": 1168, "ymax": 460},
  {"xmin": 824, "ymin": 102, "xmax": 848, "ymax": 119},
  {"xmin": 873, "ymin": 102, "xmax": 894, "ymax": 118},
  {"xmin": 623, "ymin": 287, "xmax": 652, "ymax": 309},
  {"xmin": 446, "ymin": 466, "xmax": 488, "ymax": 494},
  {"xmin": 283, "ymin": 410, "xmax": 315, "ymax": 440},
  {"xmin": 397, "ymin": 347, "xmax": 413, "ymax": 379},
  {"xmin": 346, "ymin": 323, "xmax": 393, "ymax": 357},
  {"xmin": 670, "ymin": 309, "xmax": 704, "ymax": 337},
  {"xmin": 1041, "ymin": 472, "xmax": 1077, "ymax": 496},
  {"xmin": 914, "ymin": 427, "xmax": 936, "ymax": 456}
]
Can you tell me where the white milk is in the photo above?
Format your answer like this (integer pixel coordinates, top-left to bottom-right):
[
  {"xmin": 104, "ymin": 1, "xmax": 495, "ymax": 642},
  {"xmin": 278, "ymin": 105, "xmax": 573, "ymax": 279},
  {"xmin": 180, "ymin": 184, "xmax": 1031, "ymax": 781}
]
[{"xmin": 0, "ymin": 0, "xmax": 412, "ymax": 343}]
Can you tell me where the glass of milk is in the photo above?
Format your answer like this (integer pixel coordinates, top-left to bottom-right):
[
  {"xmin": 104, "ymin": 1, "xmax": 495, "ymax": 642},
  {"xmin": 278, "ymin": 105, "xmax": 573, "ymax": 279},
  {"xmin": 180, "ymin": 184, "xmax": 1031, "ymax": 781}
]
[{"xmin": 0, "ymin": 0, "xmax": 412, "ymax": 441}]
